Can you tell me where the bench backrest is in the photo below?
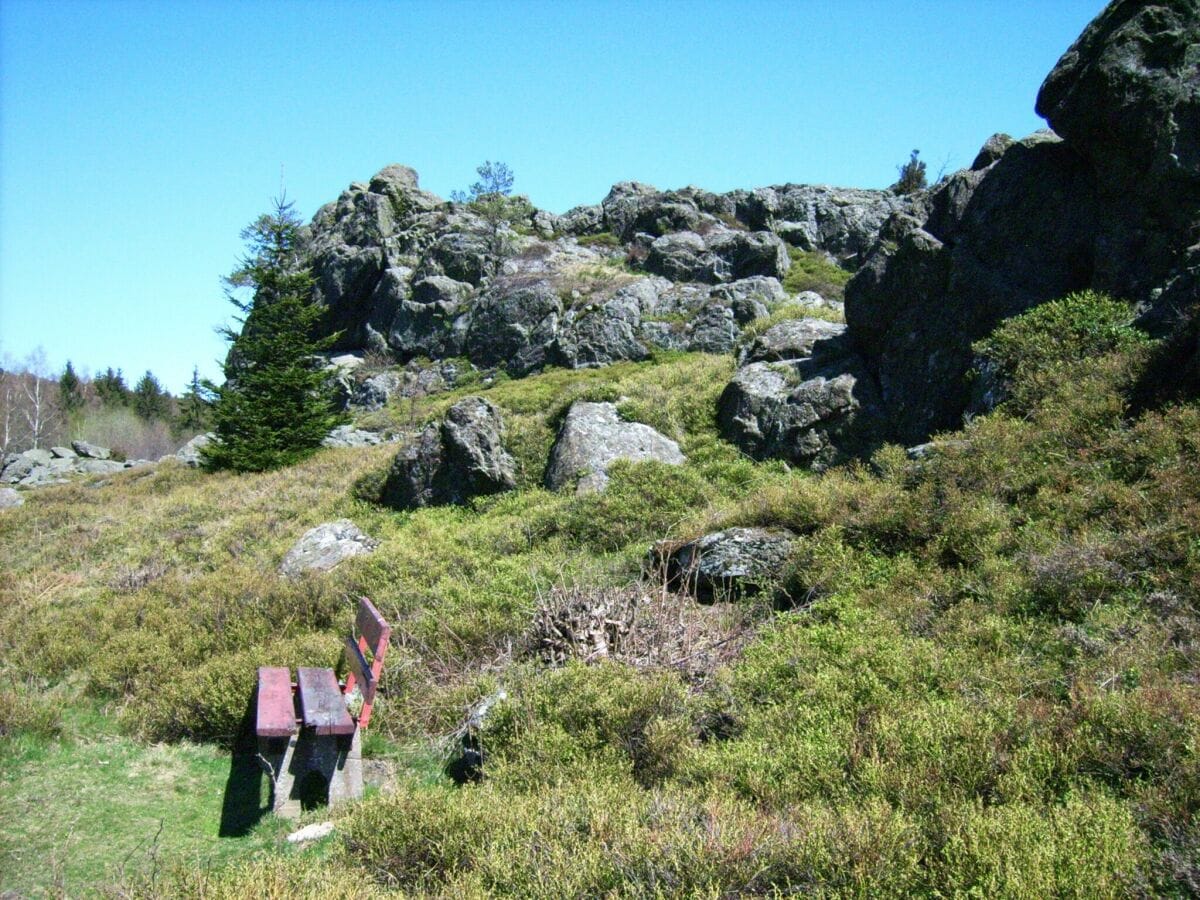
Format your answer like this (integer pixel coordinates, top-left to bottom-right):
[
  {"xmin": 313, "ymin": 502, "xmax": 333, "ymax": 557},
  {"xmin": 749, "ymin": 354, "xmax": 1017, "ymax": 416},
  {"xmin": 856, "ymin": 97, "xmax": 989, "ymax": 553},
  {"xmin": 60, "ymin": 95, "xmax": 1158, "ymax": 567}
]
[{"xmin": 342, "ymin": 596, "xmax": 391, "ymax": 729}]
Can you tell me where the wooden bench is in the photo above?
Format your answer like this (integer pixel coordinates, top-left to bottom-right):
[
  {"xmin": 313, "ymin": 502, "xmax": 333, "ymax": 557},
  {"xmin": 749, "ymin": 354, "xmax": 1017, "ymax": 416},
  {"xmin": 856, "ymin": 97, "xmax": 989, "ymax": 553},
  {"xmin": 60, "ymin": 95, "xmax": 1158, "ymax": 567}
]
[{"xmin": 254, "ymin": 597, "xmax": 391, "ymax": 817}]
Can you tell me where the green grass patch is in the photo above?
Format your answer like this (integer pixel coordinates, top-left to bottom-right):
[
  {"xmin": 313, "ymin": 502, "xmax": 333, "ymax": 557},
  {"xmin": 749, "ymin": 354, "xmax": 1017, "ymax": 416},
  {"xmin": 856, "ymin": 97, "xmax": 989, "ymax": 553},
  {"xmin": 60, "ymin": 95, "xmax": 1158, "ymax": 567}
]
[{"xmin": 782, "ymin": 246, "xmax": 853, "ymax": 299}]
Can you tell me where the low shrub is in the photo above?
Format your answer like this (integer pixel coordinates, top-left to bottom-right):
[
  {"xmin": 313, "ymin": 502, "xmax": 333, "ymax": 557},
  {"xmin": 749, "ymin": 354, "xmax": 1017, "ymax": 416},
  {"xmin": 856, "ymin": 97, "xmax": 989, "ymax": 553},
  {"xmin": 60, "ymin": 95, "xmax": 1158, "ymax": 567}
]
[
  {"xmin": 782, "ymin": 247, "xmax": 853, "ymax": 299},
  {"xmin": 973, "ymin": 290, "xmax": 1148, "ymax": 412}
]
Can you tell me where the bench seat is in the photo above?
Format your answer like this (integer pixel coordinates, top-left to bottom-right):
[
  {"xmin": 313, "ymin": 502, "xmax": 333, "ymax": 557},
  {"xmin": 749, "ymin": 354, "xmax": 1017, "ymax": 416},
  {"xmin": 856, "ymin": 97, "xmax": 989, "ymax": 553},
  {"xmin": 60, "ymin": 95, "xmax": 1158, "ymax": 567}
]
[
  {"xmin": 296, "ymin": 666, "xmax": 356, "ymax": 736},
  {"xmin": 256, "ymin": 666, "xmax": 297, "ymax": 737}
]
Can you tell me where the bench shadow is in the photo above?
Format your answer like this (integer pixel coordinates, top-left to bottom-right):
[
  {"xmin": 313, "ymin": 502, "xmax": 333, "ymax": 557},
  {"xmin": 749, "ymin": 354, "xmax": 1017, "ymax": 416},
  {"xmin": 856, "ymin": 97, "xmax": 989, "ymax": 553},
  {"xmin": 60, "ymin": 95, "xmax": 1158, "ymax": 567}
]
[{"xmin": 218, "ymin": 691, "xmax": 269, "ymax": 838}]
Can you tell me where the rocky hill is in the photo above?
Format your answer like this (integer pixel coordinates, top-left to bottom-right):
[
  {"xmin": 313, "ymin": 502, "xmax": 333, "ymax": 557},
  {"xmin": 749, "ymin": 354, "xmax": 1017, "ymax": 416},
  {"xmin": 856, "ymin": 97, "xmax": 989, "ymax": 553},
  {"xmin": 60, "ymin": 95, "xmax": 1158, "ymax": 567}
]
[{"xmin": 291, "ymin": 0, "xmax": 1199, "ymax": 469}]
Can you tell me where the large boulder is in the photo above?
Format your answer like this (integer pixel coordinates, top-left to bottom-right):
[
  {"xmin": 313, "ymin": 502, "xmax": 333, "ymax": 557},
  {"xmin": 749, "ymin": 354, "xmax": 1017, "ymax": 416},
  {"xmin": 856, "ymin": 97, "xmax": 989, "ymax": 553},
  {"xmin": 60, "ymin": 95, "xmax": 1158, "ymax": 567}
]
[
  {"xmin": 654, "ymin": 527, "xmax": 797, "ymax": 601},
  {"xmin": 175, "ymin": 433, "xmax": 213, "ymax": 467},
  {"xmin": 380, "ymin": 397, "xmax": 516, "ymax": 508},
  {"xmin": 737, "ymin": 316, "xmax": 846, "ymax": 366},
  {"xmin": 280, "ymin": 520, "xmax": 379, "ymax": 578},
  {"xmin": 545, "ymin": 401, "xmax": 685, "ymax": 494},
  {"xmin": 465, "ymin": 283, "xmax": 564, "ymax": 376},
  {"xmin": 830, "ymin": 1, "xmax": 1200, "ymax": 451},
  {"xmin": 719, "ymin": 325, "xmax": 883, "ymax": 470},
  {"xmin": 0, "ymin": 487, "xmax": 24, "ymax": 509},
  {"xmin": 1036, "ymin": 0, "xmax": 1200, "ymax": 230},
  {"xmin": 644, "ymin": 230, "xmax": 790, "ymax": 284}
]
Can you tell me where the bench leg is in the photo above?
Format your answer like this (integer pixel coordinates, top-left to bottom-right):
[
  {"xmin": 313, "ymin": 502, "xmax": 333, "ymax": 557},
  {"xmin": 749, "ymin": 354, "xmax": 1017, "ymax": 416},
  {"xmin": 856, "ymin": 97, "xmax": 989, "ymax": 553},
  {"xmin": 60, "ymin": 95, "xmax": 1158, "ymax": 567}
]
[
  {"xmin": 257, "ymin": 729, "xmax": 362, "ymax": 818},
  {"xmin": 258, "ymin": 734, "xmax": 301, "ymax": 818},
  {"xmin": 327, "ymin": 728, "xmax": 363, "ymax": 810}
]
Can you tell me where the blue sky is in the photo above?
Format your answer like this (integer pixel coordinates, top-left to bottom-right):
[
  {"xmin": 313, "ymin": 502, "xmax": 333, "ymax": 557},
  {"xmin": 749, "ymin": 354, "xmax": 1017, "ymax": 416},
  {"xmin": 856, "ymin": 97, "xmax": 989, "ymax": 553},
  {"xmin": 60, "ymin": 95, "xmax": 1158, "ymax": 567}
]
[{"xmin": 0, "ymin": 0, "xmax": 1107, "ymax": 393}]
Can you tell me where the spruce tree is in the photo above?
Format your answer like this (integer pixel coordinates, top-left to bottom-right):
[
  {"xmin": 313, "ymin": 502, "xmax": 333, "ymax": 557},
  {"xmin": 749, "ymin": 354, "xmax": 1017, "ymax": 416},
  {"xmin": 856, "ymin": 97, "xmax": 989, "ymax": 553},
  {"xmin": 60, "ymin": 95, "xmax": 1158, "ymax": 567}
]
[
  {"xmin": 132, "ymin": 370, "xmax": 171, "ymax": 421},
  {"xmin": 175, "ymin": 366, "xmax": 211, "ymax": 434},
  {"xmin": 94, "ymin": 368, "xmax": 130, "ymax": 407},
  {"xmin": 59, "ymin": 361, "xmax": 85, "ymax": 415},
  {"xmin": 202, "ymin": 196, "xmax": 343, "ymax": 472}
]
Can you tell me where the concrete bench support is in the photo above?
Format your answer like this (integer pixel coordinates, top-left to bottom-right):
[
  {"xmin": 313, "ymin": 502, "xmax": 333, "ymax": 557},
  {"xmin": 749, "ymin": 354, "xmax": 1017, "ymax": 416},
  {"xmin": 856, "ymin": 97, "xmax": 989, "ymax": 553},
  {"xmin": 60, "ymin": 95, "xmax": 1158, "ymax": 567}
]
[{"xmin": 258, "ymin": 728, "xmax": 362, "ymax": 818}]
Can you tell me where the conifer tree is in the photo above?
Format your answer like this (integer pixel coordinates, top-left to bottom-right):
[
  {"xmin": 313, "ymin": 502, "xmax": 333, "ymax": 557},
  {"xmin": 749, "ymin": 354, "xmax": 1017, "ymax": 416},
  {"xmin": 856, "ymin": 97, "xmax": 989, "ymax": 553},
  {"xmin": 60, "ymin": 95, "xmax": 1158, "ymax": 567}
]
[
  {"xmin": 175, "ymin": 366, "xmax": 211, "ymax": 434},
  {"xmin": 133, "ymin": 370, "xmax": 171, "ymax": 421},
  {"xmin": 202, "ymin": 196, "xmax": 343, "ymax": 472},
  {"xmin": 59, "ymin": 361, "xmax": 85, "ymax": 415},
  {"xmin": 94, "ymin": 368, "xmax": 130, "ymax": 407}
]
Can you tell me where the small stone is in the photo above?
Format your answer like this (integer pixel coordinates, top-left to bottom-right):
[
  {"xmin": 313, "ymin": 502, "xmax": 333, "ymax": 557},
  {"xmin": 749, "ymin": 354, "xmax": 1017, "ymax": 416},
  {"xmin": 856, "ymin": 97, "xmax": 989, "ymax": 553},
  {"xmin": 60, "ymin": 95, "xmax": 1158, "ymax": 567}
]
[
  {"xmin": 280, "ymin": 520, "xmax": 379, "ymax": 578},
  {"xmin": 286, "ymin": 821, "xmax": 335, "ymax": 844},
  {"xmin": 0, "ymin": 487, "xmax": 24, "ymax": 509}
]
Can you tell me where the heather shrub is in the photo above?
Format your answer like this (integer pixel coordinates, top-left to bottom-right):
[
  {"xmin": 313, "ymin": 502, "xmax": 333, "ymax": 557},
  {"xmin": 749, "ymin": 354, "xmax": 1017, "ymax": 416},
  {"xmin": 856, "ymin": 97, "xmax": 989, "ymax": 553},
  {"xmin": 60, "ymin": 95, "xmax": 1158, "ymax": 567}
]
[{"xmin": 973, "ymin": 290, "xmax": 1147, "ymax": 412}]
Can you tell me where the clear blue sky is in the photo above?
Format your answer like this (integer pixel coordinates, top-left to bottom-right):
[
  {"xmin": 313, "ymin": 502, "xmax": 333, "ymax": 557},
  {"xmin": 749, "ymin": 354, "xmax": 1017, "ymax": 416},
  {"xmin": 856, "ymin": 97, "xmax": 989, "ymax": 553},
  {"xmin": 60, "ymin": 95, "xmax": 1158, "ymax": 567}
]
[{"xmin": 0, "ymin": 0, "xmax": 1107, "ymax": 393}]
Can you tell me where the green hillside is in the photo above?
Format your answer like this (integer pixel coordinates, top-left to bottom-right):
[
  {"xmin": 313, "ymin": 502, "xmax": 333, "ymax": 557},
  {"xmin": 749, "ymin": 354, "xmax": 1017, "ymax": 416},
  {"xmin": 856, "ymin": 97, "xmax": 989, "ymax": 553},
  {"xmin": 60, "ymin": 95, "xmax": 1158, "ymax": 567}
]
[{"xmin": 3, "ymin": 295, "xmax": 1197, "ymax": 895}]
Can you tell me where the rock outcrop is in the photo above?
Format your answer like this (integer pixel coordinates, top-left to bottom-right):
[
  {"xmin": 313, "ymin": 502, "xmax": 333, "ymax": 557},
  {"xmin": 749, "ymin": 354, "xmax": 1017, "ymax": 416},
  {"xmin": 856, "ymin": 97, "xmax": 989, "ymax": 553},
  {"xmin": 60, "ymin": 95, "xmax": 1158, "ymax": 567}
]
[
  {"xmin": 280, "ymin": 520, "xmax": 379, "ymax": 578},
  {"xmin": 381, "ymin": 397, "xmax": 516, "ymax": 508},
  {"xmin": 175, "ymin": 433, "xmax": 213, "ymax": 468},
  {"xmin": 294, "ymin": 162, "xmax": 902, "ymax": 379},
  {"xmin": 1, "ymin": 444, "xmax": 141, "ymax": 486},
  {"xmin": 837, "ymin": 0, "xmax": 1200, "ymax": 447},
  {"xmin": 719, "ymin": 318, "xmax": 883, "ymax": 470},
  {"xmin": 545, "ymin": 401, "xmax": 685, "ymax": 494}
]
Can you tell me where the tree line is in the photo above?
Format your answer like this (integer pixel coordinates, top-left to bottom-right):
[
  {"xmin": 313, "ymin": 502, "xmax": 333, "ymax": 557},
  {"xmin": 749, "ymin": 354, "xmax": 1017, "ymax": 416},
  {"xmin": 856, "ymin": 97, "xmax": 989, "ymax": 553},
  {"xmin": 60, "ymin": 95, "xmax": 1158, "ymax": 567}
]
[{"xmin": 0, "ymin": 352, "xmax": 211, "ymax": 461}]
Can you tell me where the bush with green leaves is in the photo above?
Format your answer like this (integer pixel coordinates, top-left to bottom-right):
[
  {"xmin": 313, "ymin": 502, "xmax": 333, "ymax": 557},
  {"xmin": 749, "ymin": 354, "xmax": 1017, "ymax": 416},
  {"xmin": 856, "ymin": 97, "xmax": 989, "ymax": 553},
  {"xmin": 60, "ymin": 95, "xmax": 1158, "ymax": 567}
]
[{"xmin": 973, "ymin": 289, "xmax": 1147, "ymax": 412}]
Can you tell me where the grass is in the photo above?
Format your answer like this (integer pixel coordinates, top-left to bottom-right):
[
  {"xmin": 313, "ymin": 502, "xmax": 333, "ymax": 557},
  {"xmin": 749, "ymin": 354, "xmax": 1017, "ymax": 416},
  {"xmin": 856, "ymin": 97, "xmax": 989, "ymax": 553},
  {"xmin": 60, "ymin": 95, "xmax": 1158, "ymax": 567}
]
[
  {"xmin": 0, "ymin": 699, "xmax": 284, "ymax": 896},
  {"xmin": 1, "ymin": 294, "xmax": 1198, "ymax": 894},
  {"xmin": 783, "ymin": 246, "xmax": 853, "ymax": 299}
]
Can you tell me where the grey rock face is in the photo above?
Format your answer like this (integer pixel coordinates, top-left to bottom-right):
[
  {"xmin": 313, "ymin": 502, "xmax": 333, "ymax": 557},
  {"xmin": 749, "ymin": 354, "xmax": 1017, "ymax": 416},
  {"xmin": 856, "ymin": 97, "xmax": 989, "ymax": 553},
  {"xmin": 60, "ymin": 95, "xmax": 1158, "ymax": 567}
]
[
  {"xmin": 644, "ymin": 230, "xmax": 790, "ymax": 284},
  {"xmin": 25, "ymin": 448, "xmax": 54, "ymax": 466},
  {"xmin": 555, "ymin": 290, "xmax": 650, "ymax": 368},
  {"xmin": 1036, "ymin": 0, "xmax": 1200, "ymax": 229},
  {"xmin": 386, "ymin": 275, "xmax": 470, "ymax": 360},
  {"xmin": 465, "ymin": 283, "xmax": 563, "ymax": 376},
  {"xmin": 845, "ymin": 133, "xmax": 1102, "ymax": 445},
  {"xmin": 176, "ymin": 433, "xmax": 214, "ymax": 468},
  {"xmin": 50, "ymin": 446, "xmax": 77, "ymax": 459},
  {"xmin": 709, "ymin": 275, "xmax": 786, "ymax": 313},
  {"xmin": 75, "ymin": 459, "xmax": 126, "ymax": 475},
  {"xmin": 559, "ymin": 204, "xmax": 605, "ymax": 235},
  {"xmin": 1, "ymin": 445, "xmax": 128, "ymax": 486},
  {"xmin": 832, "ymin": 2, "xmax": 1200, "ymax": 451},
  {"xmin": 707, "ymin": 231, "xmax": 791, "ymax": 281},
  {"xmin": 0, "ymin": 487, "xmax": 24, "ymax": 509},
  {"xmin": 644, "ymin": 231, "xmax": 713, "ymax": 282},
  {"xmin": 545, "ymin": 401, "xmax": 685, "ymax": 494},
  {"xmin": 719, "ymin": 328, "xmax": 882, "ymax": 471},
  {"xmin": 381, "ymin": 397, "xmax": 516, "ymax": 508},
  {"xmin": 739, "ymin": 184, "xmax": 914, "ymax": 264},
  {"xmin": 280, "ymin": 519, "xmax": 379, "ymax": 578},
  {"xmin": 351, "ymin": 373, "xmax": 403, "ymax": 411},
  {"xmin": 686, "ymin": 302, "xmax": 740, "ymax": 354},
  {"xmin": 71, "ymin": 440, "xmax": 110, "ymax": 460},
  {"xmin": 655, "ymin": 527, "xmax": 796, "ymax": 601},
  {"xmin": 737, "ymin": 317, "xmax": 846, "ymax": 366},
  {"xmin": 322, "ymin": 426, "xmax": 387, "ymax": 448}
]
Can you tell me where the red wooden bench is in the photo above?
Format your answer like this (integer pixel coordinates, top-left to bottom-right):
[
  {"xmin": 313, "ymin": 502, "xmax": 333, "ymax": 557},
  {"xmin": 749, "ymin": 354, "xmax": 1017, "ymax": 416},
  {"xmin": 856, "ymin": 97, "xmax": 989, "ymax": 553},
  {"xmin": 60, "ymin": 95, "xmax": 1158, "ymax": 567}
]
[{"xmin": 255, "ymin": 597, "xmax": 391, "ymax": 815}]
